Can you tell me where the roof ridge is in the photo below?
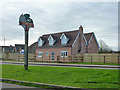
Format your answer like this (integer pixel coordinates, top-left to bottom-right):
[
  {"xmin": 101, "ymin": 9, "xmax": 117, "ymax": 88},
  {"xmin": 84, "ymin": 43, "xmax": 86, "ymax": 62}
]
[
  {"xmin": 43, "ymin": 29, "xmax": 79, "ymax": 36},
  {"xmin": 84, "ymin": 32, "xmax": 94, "ymax": 35}
]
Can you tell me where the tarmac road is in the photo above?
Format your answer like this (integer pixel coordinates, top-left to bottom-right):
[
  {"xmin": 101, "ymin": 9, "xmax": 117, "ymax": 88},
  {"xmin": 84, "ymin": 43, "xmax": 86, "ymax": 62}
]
[
  {"xmin": 1, "ymin": 61, "xmax": 120, "ymax": 69},
  {"xmin": 2, "ymin": 82, "xmax": 35, "ymax": 88},
  {"xmin": 1, "ymin": 82, "xmax": 52, "ymax": 90}
]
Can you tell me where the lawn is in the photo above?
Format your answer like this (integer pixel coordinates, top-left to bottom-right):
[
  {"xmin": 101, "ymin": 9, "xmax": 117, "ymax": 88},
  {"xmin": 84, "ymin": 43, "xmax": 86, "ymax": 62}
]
[
  {"xmin": 2, "ymin": 60, "xmax": 119, "ymax": 65},
  {"xmin": 2, "ymin": 65, "xmax": 120, "ymax": 88}
]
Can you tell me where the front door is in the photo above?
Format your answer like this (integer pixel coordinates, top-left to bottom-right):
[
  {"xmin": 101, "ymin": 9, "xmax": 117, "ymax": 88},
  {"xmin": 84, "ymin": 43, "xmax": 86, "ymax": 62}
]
[{"xmin": 51, "ymin": 52, "xmax": 55, "ymax": 60}]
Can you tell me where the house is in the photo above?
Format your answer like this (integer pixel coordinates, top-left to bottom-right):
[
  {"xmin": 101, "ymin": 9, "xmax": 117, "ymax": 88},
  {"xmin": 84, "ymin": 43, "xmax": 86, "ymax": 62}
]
[
  {"xmin": 28, "ymin": 42, "xmax": 38, "ymax": 54},
  {"xmin": 36, "ymin": 26, "xmax": 99, "ymax": 61},
  {"xmin": 0, "ymin": 45, "xmax": 14, "ymax": 53},
  {"xmin": 14, "ymin": 44, "xmax": 25, "ymax": 53}
]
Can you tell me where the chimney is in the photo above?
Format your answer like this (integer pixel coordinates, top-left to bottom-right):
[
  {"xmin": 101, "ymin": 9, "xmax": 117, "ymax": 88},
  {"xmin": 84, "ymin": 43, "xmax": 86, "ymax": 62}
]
[
  {"xmin": 79, "ymin": 25, "xmax": 83, "ymax": 34},
  {"xmin": 79, "ymin": 25, "xmax": 83, "ymax": 53}
]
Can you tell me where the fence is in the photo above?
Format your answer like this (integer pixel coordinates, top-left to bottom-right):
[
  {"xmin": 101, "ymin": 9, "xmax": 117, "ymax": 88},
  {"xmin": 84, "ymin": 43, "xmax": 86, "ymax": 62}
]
[
  {"xmin": 83, "ymin": 54, "xmax": 120, "ymax": 64},
  {"xmin": 36, "ymin": 54, "xmax": 120, "ymax": 64},
  {"xmin": 1, "ymin": 53, "xmax": 36, "ymax": 61},
  {"xmin": 1, "ymin": 53, "xmax": 120, "ymax": 64}
]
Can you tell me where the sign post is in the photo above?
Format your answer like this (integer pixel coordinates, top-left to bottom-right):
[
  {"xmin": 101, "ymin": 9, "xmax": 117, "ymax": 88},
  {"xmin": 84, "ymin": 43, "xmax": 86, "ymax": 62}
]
[{"xmin": 19, "ymin": 13, "xmax": 34, "ymax": 70}]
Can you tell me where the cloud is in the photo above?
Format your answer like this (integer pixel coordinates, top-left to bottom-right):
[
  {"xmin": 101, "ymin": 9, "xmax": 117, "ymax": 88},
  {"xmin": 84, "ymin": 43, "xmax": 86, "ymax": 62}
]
[{"xmin": 1, "ymin": 1, "xmax": 118, "ymax": 50}]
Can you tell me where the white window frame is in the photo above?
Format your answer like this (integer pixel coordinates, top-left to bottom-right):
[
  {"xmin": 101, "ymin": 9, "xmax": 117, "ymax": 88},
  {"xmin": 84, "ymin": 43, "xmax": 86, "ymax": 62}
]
[
  {"xmin": 38, "ymin": 41, "xmax": 43, "ymax": 46},
  {"xmin": 60, "ymin": 33, "xmax": 69, "ymax": 45},
  {"xmin": 61, "ymin": 51, "xmax": 68, "ymax": 57},
  {"xmin": 38, "ymin": 37, "xmax": 45, "ymax": 47},
  {"xmin": 48, "ymin": 35, "xmax": 56, "ymax": 46},
  {"xmin": 38, "ymin": 52, "xmax": 43, "ymax": 57}
]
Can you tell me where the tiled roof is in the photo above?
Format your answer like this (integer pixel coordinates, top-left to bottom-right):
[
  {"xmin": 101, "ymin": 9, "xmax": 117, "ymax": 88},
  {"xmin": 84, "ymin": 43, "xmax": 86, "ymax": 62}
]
[
  {"xmin": 38, "ymin": 30, "xmax": 79, "ymax": 48},
  {"xmin": 84, "ymin": 32, "xmax": 93, "ymax": 43},
  {"xmin": 38, "ymin": 30, "xmax": 94, "ymax": 48},
  {"xmin": 15, "ymin": 44, "xmax": 25, "ymax": 50}
]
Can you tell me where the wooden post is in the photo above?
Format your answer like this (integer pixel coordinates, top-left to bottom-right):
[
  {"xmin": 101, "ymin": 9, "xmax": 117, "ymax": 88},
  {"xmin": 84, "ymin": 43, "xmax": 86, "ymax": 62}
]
[
  {"xmin": 78, "ymin": 56, "xmax": 80, "ymax": 63},
  {"xmin": 24, "ymin": 30, "xmax": 28, "ymax": 70},
  {"xmin": 77, "ymin": 56, "xmax": 79, "ymax": 63},
  {"xmin": 118, "ymin": 55, "xmax": 120, "ymax": 64},
  {"xmin": 42, "ymin": 56, "xmax": 43, "ymax": 62},
  {"xmin": 57, "ymin": 56, "xmax": 60, "ymax": 63},
  {"xmin": 17, "ymin": 54, "xmax": 19, "ymax": 61},
  {"xmin": 91, "ymin": 56, "xmax": 92, "ymax": 63},
  {"xmin": 49, "ymin": 56, "xmax": 50, "ymax": 62},
  {"xmin": 63, "ymin": 56, "xmax": 65, "ymax": 63},
  {"xmin": 82, "ymin": 54, "xmax": 84, "ymax": 63},
  {"xmin": 104, "ymin": 56, "xmax": 105, "ymax": 63},
  {"xmin": 34, "ymin": 55, "xmax": 36, "ymax": 61},
  {"xmin": 71, "ymin": 56, "xmax": 72, "ymax": 63},
  {"xmin": 68, "ymin": 56, "xmax": 70, "ymax": 63}
]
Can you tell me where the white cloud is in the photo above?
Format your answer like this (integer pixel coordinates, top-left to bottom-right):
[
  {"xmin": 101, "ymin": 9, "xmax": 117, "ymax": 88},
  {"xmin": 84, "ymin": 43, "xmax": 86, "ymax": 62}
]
[{"xmin": 1, "ymin": 1, "xmax": 118, "ymax": 51}]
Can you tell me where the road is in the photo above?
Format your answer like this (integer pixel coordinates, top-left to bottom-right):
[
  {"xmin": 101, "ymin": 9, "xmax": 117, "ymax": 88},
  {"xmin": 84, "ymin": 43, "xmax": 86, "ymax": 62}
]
[
  {"xmin": 1, "ymin": 61, "xmax": 120, "ymax": 69},
  {"xmin": 2, "ymin": 82, "xmax": 35, "ymax": 88},
  {"xmin": 1, "ymin": 82, "xmax": 52, "ymax": 90}
]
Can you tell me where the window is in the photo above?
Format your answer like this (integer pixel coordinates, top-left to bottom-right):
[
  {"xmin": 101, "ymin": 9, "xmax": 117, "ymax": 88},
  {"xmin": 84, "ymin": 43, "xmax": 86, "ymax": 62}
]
[
  {"xmin": 46, "ymin": 52, "xmax": 48, "ymax": 56},
  {"xmin": 38, "ymin": 52, "xmax": 43, "ymax": 57},
  {"xmin": 51, "ymin": 52, "xmax": 55, "ymax": 60},
  {"xmin": 38, "ymin": 37, "xmax": 45, "ymax": 47},
  {"xmin": 61, "ymin": 51, "xmax": 68, "ymax": 57},
  {"xmin": 61, "ymin": 37, "xmax": 67, "ymax": 45},
  {"xmin": 48, "ymin": 35, "xmax": 56, "ymax": 46},
  {"xmin": 49, "ymin": 39, "xmax": 54, "ymax": 46},
  {"xmin": 60, "ymin": 33, "xmax": 69, "ymax": 45},
  {"xmin": 38, "ymin": 41, "xmax": 43, "ymax": 46}
]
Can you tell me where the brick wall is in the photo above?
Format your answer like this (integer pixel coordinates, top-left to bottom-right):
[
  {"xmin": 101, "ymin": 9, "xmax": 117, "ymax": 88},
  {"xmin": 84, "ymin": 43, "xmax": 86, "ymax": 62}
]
[
  {"xmin": 36, "ymin": 47, "xmax": 72, "ymax": 61},
  {"xmin": 87, "ymin": 35, "xmax": 99, "ymax": 53},
  {"xmin": 72, "ymin": 32, "xmax": 80, "ymax": 55},
  {"xmin": 81, "ymin": 37, "xmax": 87, "ymax": 54}
]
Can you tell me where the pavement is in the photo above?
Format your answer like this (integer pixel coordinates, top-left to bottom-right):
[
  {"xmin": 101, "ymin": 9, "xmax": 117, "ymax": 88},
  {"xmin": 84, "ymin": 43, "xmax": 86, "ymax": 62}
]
[
  {"xmin": 1, "ymin": 78, "xmax": 89, "ymax": 90},
  {"xmin": 1, "ymin": 82, "xmax": 52, "ymax": 90},
  {"xmin": 1, "ymin": 61, "xmax": 120, "ymax": 69},
  {"xmin": 2, "ymin": 82, "xmax": 35, "ymax": 88}
]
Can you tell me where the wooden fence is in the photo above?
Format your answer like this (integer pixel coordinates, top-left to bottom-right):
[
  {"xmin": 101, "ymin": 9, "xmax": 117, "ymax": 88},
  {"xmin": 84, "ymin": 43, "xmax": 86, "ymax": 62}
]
[
  {"xmin": 36, "ymin": 54, "xmax": 120, "ymax": 64},
  {"xmin": 83, "ymin": 54, "xmax": 120, "ymax": 64},
  {"xmin": 1, "ymin": 53, "xmax": 36, "ymax": 61},
  {"xmin": 1, "ymin": 53, "xmax": 120, "ymax": 64}
]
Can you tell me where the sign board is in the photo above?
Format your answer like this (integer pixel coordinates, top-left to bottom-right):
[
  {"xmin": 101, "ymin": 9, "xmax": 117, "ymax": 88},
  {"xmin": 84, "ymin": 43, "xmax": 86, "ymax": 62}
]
[
  {"xmin": 19, "ymin": 14, "xmax": 34, "ymax": 31},
  {"xmin": 19, "ymin": 13, "xmax": 34, "ymax": 70}
]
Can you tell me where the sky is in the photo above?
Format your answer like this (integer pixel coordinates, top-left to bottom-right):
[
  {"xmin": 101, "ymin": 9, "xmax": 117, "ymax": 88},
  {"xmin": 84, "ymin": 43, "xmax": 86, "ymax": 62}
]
[{"xmin": 0, "ymin": 0, "xmax": 119, "ymax": 51}]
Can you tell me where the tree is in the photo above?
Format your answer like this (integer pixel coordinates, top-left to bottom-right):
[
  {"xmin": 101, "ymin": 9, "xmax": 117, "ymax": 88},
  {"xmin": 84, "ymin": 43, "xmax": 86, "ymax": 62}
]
[{"xmin": 99, "ymin": 39, "xmax": 112, "ymax": 53}]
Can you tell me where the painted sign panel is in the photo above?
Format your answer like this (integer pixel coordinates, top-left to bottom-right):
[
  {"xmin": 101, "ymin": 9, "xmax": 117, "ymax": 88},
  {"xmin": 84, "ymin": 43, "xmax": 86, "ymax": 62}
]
[{"xmin": 19, "ymin": 14, "xmax": 34, "ymax": 31}]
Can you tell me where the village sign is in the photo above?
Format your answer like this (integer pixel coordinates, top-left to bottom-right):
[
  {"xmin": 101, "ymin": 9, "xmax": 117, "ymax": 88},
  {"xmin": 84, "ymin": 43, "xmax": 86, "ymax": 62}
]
[{"xmin": 19, "ymin": 13, "xmax": 34, "ymax": 70}]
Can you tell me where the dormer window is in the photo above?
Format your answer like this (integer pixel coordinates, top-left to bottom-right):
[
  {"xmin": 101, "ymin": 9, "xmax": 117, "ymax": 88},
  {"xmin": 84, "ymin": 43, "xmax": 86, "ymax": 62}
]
[
  {"xmin": 38, "ymin": 37, "xmax": 45, "ymax": 47},
  {"xmin": 60, "ymin": 33, "xmax": 69, "ymax": 45},
  {"xmin": 48, "ymin": 35, "xmax": 56, "ymax": 46}
]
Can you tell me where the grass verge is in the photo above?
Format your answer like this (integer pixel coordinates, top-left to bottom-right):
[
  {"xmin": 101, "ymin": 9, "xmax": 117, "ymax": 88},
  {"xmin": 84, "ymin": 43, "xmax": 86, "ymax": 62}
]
[
  {"xmin": 2, "ymin": 60, "xmax": 119, "ymax": 65},
  {"xmin": 2, "ymin": 65, "xmax": 119, "ymax": 88}
]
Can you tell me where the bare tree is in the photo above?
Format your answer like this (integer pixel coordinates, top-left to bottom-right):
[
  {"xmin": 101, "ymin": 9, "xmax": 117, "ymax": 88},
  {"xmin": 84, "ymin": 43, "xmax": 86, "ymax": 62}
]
[{"xmin": 99, "ymin": 39, "xmax": 112, "ymax": 53}]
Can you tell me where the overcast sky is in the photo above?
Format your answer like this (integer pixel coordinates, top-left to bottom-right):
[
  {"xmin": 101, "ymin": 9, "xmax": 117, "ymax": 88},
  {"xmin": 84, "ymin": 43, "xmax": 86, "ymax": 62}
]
[{"xmin": 0, "ymin": 0, "xmax": 118, "ymax": 51}]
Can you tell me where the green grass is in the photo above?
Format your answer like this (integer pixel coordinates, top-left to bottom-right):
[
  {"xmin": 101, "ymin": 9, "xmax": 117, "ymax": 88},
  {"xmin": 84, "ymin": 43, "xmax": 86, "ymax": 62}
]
[
  {"xmin": 2, "ymin": 65, "xmax": 119, "ymax": 88},
  {"xmin": 2, "ymin": 60, "xmax": 119, "ymax": 65}
]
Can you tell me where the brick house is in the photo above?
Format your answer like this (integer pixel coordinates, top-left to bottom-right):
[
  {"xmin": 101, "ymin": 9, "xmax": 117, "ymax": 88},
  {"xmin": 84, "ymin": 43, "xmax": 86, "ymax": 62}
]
[
  {"xmin": 36, "ymin": 26, "xmax": 99, "ymax": 61},
  {"xmin": 28, "ymin": 42, "xmax": 38, "ymax": 54},
  {"xmin": 0, "ymin": 45, "xmax": 14, "ymax": 53},
  {"xmin": 14, "ymin": 44, "xmax": 25, "ymax": 53}
]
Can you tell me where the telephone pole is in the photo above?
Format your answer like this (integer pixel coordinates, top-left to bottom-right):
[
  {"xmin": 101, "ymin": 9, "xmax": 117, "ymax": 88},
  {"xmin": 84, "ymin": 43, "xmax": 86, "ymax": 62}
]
[{"xmin": 4, "ymin": 37, "xmax": 5, "ymax": 46}]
